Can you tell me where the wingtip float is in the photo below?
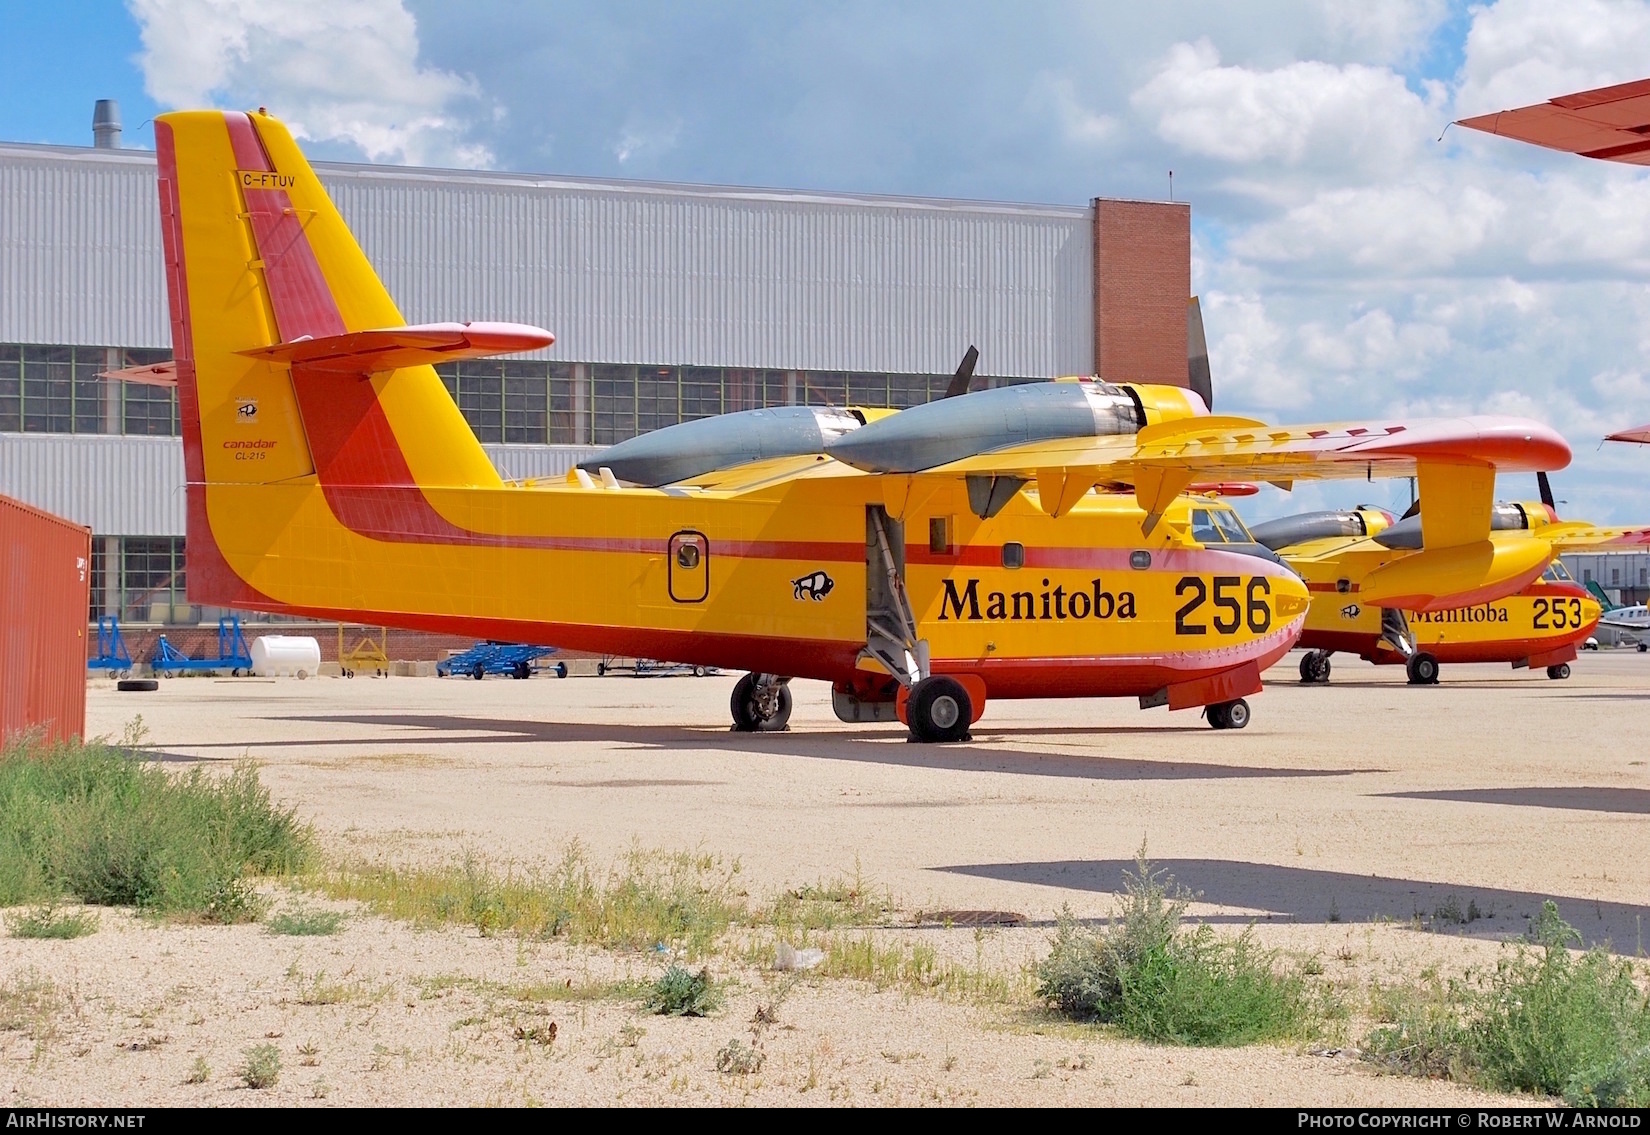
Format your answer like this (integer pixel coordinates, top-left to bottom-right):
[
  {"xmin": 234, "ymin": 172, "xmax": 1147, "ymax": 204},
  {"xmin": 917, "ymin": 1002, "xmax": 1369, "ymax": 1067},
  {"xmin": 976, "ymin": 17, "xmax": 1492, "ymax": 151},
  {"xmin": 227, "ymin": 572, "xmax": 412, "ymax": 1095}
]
[{"xmin": 146, "ymin": 107, "xmax": 1573, "ymax": 741}]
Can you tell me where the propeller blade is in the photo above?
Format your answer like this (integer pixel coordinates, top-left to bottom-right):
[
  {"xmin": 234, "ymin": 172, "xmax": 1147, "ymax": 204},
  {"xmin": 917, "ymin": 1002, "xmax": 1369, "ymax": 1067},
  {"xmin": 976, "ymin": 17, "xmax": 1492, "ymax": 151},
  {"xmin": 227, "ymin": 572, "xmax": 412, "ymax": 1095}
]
[
  {"xmin": 1400, "ymin": 498, "xmax": 1421, "ymax": 520},
  {"xmin": 942, "ymin": 345, "xmax": 979, "ymax": 399},
  {"xmin": 1538, "ymin": 471, "xmax": 1557, "ymax": 512},
  {"xmin": 1187, "ymin": 296, "xmax": 1212, "ymax": 411}
]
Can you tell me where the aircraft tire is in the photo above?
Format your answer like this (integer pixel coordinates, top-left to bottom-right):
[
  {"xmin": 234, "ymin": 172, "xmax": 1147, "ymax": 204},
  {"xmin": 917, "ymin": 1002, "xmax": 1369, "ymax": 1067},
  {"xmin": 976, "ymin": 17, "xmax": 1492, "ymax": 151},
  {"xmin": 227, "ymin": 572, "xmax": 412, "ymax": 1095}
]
[
  {"xmin": 731, "ymin": 672, "xmax": 792, "ymax": 732},
  {"xmin": 908, "ymin": 676, "xmax": 972, "ymax": 743},
  {"xmin": 1298, "ymin": 651, "xmax": 1331, "ymax": 684},
  {"xmin": 1207, "ymin": 699, "xmax": 1250, "ymax": 729},
  {"xmin": 1639, "ymin": 643, "xmax": 1647, "ymax": 653},
  {"xmin": 117, "ymin": 679, "xmax": 158, "ymax": 692},
  {"xmin": 1406, "ymin": 652, "xmax": 1439, "ymax": 685},
  {"xmin": 1547, "ymin": 663, "xmax": 1571, "ymax": 680}
]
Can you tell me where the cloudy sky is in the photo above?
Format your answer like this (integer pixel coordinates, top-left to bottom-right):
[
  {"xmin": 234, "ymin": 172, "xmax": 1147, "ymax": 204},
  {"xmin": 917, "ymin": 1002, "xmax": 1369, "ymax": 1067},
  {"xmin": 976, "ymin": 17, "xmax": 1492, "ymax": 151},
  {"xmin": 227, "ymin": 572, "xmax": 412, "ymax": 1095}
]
[{"xmin": 4, "ymin": 0, "xmax": 1650, "ymax": 520}]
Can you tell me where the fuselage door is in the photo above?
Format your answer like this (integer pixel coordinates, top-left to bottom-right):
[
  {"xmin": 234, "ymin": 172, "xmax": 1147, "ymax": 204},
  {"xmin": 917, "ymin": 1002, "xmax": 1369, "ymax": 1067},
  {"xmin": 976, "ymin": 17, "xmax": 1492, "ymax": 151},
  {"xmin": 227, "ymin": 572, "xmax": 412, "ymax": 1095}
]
[{"xmin": 668, "ymin": 530, "xmax": 709, "ymax": 603}]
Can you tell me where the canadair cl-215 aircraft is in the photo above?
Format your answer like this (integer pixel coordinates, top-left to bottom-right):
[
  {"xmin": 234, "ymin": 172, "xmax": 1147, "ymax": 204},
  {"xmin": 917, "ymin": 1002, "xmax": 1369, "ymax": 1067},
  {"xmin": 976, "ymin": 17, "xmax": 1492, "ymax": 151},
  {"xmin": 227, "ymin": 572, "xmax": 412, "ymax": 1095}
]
[
  {"xmin": 1247, "ymin": 475, "xmax": 1650, "ymax": 685},
  {"xmin": 146, "ymin": 108, "xmax": 1572, "ymax": 741}
]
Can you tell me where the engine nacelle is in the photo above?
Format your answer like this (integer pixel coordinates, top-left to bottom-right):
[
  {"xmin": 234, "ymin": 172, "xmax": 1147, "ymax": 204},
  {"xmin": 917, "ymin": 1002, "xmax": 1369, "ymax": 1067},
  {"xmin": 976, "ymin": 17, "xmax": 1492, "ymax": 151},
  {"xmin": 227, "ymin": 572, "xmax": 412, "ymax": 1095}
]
[
  {"xmin": 1250, "ymin": 507, "xmax": 1393, "ymax": 551},
  {"xmin": 578, "ymin": 405, "xmax": 864, "ymax": 487},
  {"xmin": 826, "ymin": 380, "xmax": 1207, "ymax": 474}
]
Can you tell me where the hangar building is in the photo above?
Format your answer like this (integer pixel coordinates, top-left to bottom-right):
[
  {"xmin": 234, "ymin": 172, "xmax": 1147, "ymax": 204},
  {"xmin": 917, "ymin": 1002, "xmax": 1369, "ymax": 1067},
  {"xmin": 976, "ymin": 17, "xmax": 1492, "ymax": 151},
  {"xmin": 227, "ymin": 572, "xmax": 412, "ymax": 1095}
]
[{"xmin": 0, "ymin": 104, "xmax": 1192, "ymax": 630}]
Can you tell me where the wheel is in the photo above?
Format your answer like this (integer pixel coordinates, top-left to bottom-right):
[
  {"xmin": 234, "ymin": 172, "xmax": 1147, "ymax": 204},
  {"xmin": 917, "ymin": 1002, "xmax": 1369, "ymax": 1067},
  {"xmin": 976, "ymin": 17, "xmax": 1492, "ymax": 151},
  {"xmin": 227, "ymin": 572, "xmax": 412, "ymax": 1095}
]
[
  {"xmin": 1207, "ymin": 698, "xmax": 1250, "ymax": 730},
  {"xmin": 1547, "ymin": 663, "xmax": 1571, "ymax": 680},
  {"xmin": 597, "ymin": 661, "xmax": 608, "ymax": 675},
  {"xmin": 117, "ymin": 678, "xmax": 158, "ymax": 692},
  {"xmin": 1298, "ymin": 651, "xmax": 1331, "ymax": 684},
  {"xmin": 730, "ymin": 672, "xmax": 793, "ymax": 732},
  {"xmin": 295, "ymin": 669, "xmax": 309, "ymax": 680},
  {"xmin": 554, "ymin": 662, "xmax": 568, "ymax": 679},
  {"xmin": 512, "ymin": 661, "xmax": 530, "ymax": 680},
  {"xmin": 693, "ymin": 666, "xmax": 706, "ymax": 677},
  {"xmin": 907, "ymin": 676, "xmax": 972, "ymax": 743},
  {"xmin": 472, "ymin": 663, "xmax": 486, "ymax": 680},
  {"xmin": 1406, "ymin": 652, "xmax": 1439, "ymax": 685},
  {"xmin": 1639, "ymin": 643, "xmax": 1646, "ymax": 653}
]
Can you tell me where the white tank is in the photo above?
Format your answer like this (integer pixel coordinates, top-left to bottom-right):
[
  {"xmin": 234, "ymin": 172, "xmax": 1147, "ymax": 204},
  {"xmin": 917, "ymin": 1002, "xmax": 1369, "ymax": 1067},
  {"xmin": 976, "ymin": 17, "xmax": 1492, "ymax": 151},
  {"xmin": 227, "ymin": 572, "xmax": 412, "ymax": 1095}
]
[{"xmin": 250, "ymin": 635, "xmax": 322, "ymax": 679}]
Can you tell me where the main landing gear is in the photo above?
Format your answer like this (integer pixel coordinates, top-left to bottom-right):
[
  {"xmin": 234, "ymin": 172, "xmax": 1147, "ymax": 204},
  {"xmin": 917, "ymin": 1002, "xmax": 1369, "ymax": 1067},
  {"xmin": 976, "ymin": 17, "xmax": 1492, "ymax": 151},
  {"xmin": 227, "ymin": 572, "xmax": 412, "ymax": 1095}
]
[
  {"xmin": 1374, "ymin": 607, "xmax": 1439, "ymax": 686},
  {"xmin": 1546, "ymin": 663, "xmax": 1571, "ymax": 680},
  {"xmin": 1206, "ymin": 699, "xmax": 1251, "ymax": 730},
  {"xmin": 1405, "ymin": 652, "xmax": 1440, "ymax": 686},
  {"xmin": 907, "ymin": 675, "xmax": 973, "ymax": 744},
  {"xmin": 1298, "ymin": 650, "xmax": 1332, "ymax": 684},
  {"xmin": 730, "ymin": 672, "xmax": 792, "ymax": 732}
]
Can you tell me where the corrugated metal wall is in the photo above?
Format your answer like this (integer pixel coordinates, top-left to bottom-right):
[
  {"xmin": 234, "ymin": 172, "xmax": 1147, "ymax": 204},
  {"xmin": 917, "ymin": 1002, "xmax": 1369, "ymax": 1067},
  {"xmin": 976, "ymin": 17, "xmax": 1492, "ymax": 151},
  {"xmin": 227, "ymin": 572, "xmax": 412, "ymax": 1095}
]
[
  {"xmin": 0, "ymin": 434, "xmax": 186, "ymax": 535},
  {"xmin": 0, "ymin": 142, "xmax": 1093, "ymax": 377},
  {"xmin": 0, "ymin": 434, "xmax": 606, "ymax": 536},
  {"xmin": 0, "ymin": 493, "xmax": 90, "ymax": 744}
]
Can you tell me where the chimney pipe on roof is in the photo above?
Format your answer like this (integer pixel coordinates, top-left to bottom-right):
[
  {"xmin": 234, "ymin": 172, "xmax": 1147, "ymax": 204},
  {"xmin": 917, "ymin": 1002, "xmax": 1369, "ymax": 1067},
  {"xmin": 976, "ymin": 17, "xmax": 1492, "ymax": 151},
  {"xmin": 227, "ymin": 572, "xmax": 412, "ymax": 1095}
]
[{"xmin": 92, "ymin": 100, "xmax": 121, "ymax": 149}]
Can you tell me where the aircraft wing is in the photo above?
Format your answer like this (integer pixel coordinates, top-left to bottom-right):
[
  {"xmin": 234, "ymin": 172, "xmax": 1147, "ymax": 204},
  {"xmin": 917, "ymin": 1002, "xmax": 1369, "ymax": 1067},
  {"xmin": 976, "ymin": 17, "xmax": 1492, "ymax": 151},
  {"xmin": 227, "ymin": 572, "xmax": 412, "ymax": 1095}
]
[
  {"xmin": 926, "ymin": 414, "xmax": 1571, "ymax": 535},
  {"xmin": 1607, "ymin": 423, "xmax": 1650, "ymax": 444},
  {"xmin": 1539, "ymin": 522, "xmax": 1650, "ymax": 551},
  {"xmin": 1455, "ymin": 77, "xmax": 1650, "ymax": 165}
]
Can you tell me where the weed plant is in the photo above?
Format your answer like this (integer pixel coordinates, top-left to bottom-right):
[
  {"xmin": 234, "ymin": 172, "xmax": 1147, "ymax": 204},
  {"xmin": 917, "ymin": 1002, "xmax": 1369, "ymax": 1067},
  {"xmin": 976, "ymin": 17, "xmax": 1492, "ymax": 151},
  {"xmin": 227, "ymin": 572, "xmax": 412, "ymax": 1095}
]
[
  {"xmin": 1035, "ymin": 852, "xmax": 1314, "ymax": 1045},
  {"xmin": 0, "ymin": 737, "xmax": 310, "ymax": 920},
  {"xmin": 1365, "ymin": 902, "xmax": 1650, "ymax": 1107},
  {"xmin": 239, "ymin": 1044, "xmax": 280, "ymax": 1089},
  {"xmin": 7, "ymin": 905, "xmax": 97, "ymax": 939},
  {"xmin": 645, "ymin": 966, "xmax": 721, "ymax": 1016},
  {"xmin": 266, "ymin": 906, "xmax": 343, "ymax": 936},
  {"xmin": 319, "ymin": 845, "xmax": 741, "ymax": 956}
]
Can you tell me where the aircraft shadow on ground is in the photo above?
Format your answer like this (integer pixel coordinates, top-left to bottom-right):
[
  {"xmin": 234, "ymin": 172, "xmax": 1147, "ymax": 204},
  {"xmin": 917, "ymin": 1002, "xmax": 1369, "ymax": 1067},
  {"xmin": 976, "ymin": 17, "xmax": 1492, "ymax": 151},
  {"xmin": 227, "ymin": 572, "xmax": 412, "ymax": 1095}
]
[
  {"xmin": 1381, "ymin": 787, "xmax": 1650, "ymax": 815},
  {"xmin": 936, "ymin": 859, "xmax": 1649, "ymax": 949},
  {"xmin": 168, "ymin": 712, "xmax": 1378, "ymax": 783}
]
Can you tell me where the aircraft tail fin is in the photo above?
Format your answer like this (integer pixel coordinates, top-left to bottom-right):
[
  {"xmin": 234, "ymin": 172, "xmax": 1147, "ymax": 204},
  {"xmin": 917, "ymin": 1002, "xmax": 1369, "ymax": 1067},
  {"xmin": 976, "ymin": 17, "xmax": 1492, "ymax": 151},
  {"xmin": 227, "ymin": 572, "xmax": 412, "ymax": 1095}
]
[
  {"xmin": 1586, "ymin": 579, "xmax": 1618, "ymax": 611},
  {"xmin": 154, "ymin": 109, "xmax": 552, "ymax": 604}
]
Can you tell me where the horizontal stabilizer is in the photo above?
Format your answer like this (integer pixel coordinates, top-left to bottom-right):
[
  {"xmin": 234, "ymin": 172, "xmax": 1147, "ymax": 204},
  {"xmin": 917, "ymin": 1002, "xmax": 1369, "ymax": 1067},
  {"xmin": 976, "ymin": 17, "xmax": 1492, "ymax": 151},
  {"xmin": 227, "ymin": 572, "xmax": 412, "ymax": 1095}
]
[
  {"xmin": 1607, "ymin": 423, "xmax": 1650, "ymax": 445},
  {"xmin": 240, "ymin": 321, "xmax": 554, "ymax": 374},
  {"xmin": 98, "ymin": 361, "xmax": 178, "ymax": 387}
]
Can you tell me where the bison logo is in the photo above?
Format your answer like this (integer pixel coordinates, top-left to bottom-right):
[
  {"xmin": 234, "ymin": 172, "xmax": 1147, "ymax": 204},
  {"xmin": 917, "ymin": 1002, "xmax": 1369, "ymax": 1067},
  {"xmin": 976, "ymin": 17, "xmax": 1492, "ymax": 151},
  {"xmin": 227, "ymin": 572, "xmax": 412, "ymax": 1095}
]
[
  {"xmin": 1340, "ymin": 603, "xmax": 1361, "ymax": 620},
  {"xmin": 793, "ymin": 570, "xmax": 834, "ymax": 601}
]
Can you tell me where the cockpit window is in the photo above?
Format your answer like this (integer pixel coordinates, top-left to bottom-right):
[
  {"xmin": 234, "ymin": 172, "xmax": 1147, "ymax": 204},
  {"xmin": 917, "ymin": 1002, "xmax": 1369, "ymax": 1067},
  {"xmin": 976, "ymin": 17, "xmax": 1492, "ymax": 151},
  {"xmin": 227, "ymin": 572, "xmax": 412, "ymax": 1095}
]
[
  {"xmin": 1191, "ymin": 509, "xmax": 1221, "ymax": 544},
  {"xmin": 1191, "ymin": 507, "xmax": 1252, "ymax": 545},
  {"xmin": 1212, "ymin": 509, "xmax": 1252, "ymax": 544},
  {"xmin": 1543, "ymin": 561, "xmax": 1573, "ymax": 583}
]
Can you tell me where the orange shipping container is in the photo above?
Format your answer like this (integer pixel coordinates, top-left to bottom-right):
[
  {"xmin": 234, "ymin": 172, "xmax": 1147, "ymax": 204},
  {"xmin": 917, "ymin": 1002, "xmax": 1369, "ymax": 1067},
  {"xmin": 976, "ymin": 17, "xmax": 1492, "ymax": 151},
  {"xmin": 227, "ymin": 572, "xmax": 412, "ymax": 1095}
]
[{"xmin": 0, "ymin": 493, "xmax": 91, "ymax": 744}]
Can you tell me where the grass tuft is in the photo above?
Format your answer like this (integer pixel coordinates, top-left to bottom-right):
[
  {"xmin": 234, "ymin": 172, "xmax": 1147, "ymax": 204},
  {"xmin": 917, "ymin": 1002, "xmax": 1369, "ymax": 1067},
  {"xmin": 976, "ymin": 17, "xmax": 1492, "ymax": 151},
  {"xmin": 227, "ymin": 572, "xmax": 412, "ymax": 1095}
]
[
  {"xmin": 266, "ymin": 906, "xmax": 344, "ymax": 937},
  {"xmin": 644, "ymin": 965, "xmax": 721, "ymax": 1016},
  {"xmin": 0, "ymin": 970, "xmax": 59, "ymax": 1037},
  {"xmin": 1035, "ymin": 850, "xmax": 1315, "ymax": 1045},
  {"xmin": 0, "ymin": 737, "xmax": 310, "ymax": 921},
  {"xmin": 239, "ymin": 1043, "xmax": 280, "ymax": 1089},
  {"xmin": 7, "ymin": 904, "xmax": 97, "ymax": 939},
  {"xmin": 1365, "ymin": 902, "xmax": 1650, "ymax": 1107},
  {"xmin": 317, "ymin": 844, "xmax": 741, "ymax": 956}
]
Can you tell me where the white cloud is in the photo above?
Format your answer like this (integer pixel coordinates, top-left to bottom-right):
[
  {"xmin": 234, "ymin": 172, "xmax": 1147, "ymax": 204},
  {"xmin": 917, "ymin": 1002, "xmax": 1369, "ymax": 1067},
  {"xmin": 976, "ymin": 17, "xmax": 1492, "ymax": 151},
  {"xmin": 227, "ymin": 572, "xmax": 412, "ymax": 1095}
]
[
  {"xmin": 1314, "ymin": 0, "xmax": 1449, "ymax": 65},
  {"xmin": 1131, "ymin": 39, "xmax": 1438, "ymax": 175},
  {"xmin": 1454, "ymin": 0, "xmax": 1650, "ymax": 120},
  {"xmin": 128, "ymin": 0, "xmax": 493, "ymax": 168}
]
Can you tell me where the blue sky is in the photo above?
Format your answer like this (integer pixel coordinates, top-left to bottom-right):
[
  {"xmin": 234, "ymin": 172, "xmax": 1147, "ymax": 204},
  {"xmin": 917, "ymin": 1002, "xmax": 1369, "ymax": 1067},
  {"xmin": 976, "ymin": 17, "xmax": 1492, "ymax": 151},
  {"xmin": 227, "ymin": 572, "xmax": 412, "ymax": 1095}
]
[{"xmin": 6, "ymin": 0, "xmax": 1650, "ymax": 521}]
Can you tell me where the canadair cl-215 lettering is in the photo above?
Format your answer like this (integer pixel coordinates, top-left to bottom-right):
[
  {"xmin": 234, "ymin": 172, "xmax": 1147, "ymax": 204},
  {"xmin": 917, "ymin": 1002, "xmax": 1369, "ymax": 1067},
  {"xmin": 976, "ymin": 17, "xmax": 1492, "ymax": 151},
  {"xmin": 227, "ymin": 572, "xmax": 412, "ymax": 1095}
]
[{"xmin": 150, "ymin": 108, "xmax": 1573, "ymax": 741}]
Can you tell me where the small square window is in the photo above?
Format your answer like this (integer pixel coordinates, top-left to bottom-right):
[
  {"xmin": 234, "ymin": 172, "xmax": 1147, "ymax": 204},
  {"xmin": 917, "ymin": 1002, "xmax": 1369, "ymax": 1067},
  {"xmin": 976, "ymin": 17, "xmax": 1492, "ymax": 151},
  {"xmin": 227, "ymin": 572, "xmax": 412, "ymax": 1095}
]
[
  {"xmin": 1001, "ymin": 542, "xmax": 1024, "ymax": 569},
  {"xmin": 929, "ymin": 517, "xmax": 952, "ymax": 555}
]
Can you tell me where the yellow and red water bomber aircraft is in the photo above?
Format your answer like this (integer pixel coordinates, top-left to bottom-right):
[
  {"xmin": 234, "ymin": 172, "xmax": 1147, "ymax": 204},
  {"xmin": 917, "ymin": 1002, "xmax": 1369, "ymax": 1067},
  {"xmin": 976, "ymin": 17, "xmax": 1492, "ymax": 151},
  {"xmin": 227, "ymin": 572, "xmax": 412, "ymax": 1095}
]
[
  {"xmin": 144, "ymin": 108, "xmax": 1575, "ymax": 741},
  {"xmin": 1246, "ymin": 476, "xmax": 1650, "ymax": 685}
]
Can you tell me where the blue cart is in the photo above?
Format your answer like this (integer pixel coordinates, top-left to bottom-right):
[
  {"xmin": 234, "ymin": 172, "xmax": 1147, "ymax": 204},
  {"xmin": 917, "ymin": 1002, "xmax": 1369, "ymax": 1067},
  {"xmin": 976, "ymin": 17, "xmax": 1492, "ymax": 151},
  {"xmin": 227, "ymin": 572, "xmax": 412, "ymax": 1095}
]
[
  {"xmin": 87, "ymin": 616, "xmax": 134, "ymax": 678},
  {"xmin": 150, "ymin": 615, "xmax": 254, "ymax": 677},
  {"xmin": 437, "ymin": 642, "xmax": 565, "ymax": 680}
]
